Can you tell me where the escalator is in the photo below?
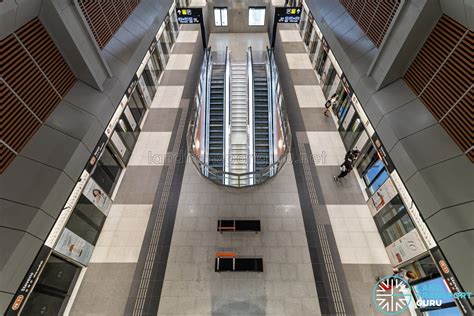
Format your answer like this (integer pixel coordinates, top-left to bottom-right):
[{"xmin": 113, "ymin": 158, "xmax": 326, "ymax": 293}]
[
  {"xmin": 208, "ymin": 64, "xmax": 226, "ymax": 171},
  {"xmin": 253, "ymin": 64, "xmax": 270, "ymax": 172}
]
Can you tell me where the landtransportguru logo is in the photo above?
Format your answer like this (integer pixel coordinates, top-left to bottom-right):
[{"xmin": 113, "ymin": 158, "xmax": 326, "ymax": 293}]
[
  {"xmin": 372, "ymin": 275, "xmax": 472, "ymax": 314},
  {"xmin": 373, "ymin": 276, "xmax": 412, "ymax": 314}
]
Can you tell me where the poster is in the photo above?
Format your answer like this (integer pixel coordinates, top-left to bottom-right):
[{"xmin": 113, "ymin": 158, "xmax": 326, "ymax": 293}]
[
  {"xmin": 82, "ymin": 178, "xmax": 112, "ymax": 216},
  {"xmin": 111, "ymin": 131, "xmax": 128, "ymax": 158},
  {"xmin": 54, "ymin": 228, "xmax": 94, "ymax": 266},
  {"xmin": 385, "ymin": 229, "xmax": 427, "ymax": 265},
  {"xmin": 368, "ymin": 177, "xmax": 398, "ymax": 216}
]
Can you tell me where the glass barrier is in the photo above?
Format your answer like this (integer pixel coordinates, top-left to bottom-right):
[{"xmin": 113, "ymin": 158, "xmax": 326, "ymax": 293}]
[{"xmin": 187, "ymin": 47, "xmax": 292, "ymax": 187}]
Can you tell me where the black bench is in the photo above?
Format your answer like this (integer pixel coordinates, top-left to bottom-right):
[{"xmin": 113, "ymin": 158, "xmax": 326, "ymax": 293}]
[
  {"xmin": 217, "ymin": 220, "xmax": 261, "ymax": 232},
  {"xmin": 215, "ymin": 258, "xmax": 264, "ymax": 272}
]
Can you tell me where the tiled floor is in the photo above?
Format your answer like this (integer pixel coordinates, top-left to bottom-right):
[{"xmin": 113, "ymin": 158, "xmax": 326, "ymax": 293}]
[
  {"xmin": 286, "ymin": 53, "xmax": 313, "ymax": 69},
  {"xmin": 128, "ymin": 132, "xmax": 172, "ymax": 166},
  {"xmin": 158, "ymin": 164, "xmax": 320, "ymax": 316},
  {"xmin": 166, "ymin": 54, "xmax": 193, "ymax": 70},
  {"xmin": 151, "ymin": 86, "xmax": 184, "ymax": 108},
  {"xmin": 294, "ymin": 85, "xmax": 326, "ymax": 107}
]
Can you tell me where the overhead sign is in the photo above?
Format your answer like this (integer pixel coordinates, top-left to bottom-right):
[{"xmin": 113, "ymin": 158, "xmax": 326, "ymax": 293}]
[
  {"xmin": 176, "ymin": 8, "xmax": 202, "ymax": 24},
  {"xmin": 275, "ymin": 7, "xmax": 302, "ymax": 23}
]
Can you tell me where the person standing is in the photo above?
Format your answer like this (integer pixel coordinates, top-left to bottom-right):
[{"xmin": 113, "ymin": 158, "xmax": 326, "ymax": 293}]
[
  {"xmin": 323, "ymin": 94, "xmax": 338, "ymax": 117},
  {"xmin": 334, "ymin": 159, "xmax": 353, "ymax": 181}
]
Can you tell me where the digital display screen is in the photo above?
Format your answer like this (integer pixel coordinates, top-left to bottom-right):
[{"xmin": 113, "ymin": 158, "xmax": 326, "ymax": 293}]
[
  {"xmin": 176, "ymin": 8, "xmax": 201, "ymax": 24},
  {"xmin": 275, "ymin": 7, "xmax": 302, "ymax": 23}
]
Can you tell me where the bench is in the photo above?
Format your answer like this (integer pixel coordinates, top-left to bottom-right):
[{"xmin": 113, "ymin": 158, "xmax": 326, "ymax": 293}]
[
  {"xmin": 215, "ymin": 257, "xmax": 264, "ymax": 272},
  {"xmin": 217, "ymin": 220, "xmax": 261, "ymax": 232}
]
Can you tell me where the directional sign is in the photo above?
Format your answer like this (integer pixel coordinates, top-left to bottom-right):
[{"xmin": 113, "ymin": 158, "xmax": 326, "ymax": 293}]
[
  {"xmin": 275, "ymin": 7, "xmax": 302, "ymax": 23},
  {"xmin": 176, "ymin": 7, "xmax": 202, "ymax": 24}
]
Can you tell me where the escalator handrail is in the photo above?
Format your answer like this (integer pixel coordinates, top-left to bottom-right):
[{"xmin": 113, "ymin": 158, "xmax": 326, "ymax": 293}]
[
  {"xmin": 247, "ymin": 47, "xmax": 255, "ymax": 177},
  {"xmin": 224, "ymin": 46, "xmax": 231, "ymax": 179}
]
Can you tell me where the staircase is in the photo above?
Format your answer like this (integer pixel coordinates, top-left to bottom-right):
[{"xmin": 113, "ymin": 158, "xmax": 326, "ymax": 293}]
[
  {"xmin": 230, "ymin": 62, "xmax": 249, "ymax": 179},
  {"xmin": 208, "ymin": 64, "xmax": 225, "ymax": 171},
  {"xmin": 253, "ymin": 64, "xmax": 270, "ymax": 172}
]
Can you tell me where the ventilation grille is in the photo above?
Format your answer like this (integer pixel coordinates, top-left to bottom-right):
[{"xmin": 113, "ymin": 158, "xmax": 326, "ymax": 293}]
[
  {"xmin": 78, "ymin": 0, "xmax": 141, "ymax": 49},
  {"xmin": 404, "ymin": 15, "xmax": 473, "ymax": 162},
  {"xmin": 339, "ymin": 0, "xmax": 401, "ymax": 47},
  {"xmin": 0, "ymin": 18, "xmax": 76, "ymax": 173}
]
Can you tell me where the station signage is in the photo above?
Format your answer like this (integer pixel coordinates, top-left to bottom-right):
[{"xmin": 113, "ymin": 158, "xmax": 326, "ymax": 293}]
[
  {"xmin": 431, "ymin": 248, "xmax": 473, "ymax": 315},
  {"xmin": 6, "ymin": 246, "xmax": 52, "ymax": 315},
  {"xmin": 176, "ymin": 8, "xmax": 202, "ymax": 24},
  {"xmin": 275, "ymin": 7, "xmax": 302, "ymax": 23}
]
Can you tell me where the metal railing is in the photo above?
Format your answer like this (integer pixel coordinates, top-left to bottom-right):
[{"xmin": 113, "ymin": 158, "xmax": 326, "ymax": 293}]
[{"xmin": 187, "ymin": 48, "xmax": 292, "ymax": 188}]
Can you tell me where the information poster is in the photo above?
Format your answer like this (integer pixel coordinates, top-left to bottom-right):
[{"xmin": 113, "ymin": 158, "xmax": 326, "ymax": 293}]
[
  {"xmin": 54, "ymin": 228, "xmax": 94, "ymax": 266},
  {"xmin": 368, "ymin": 178, "xmax": 398, "ymax": 216},
  {"xmin": 82, "ymin": 178, "xmax": 112, "ymax": 216},
  {"xmin": 385, "ymin": 229, "xmax": 427, "ymax": 265}
]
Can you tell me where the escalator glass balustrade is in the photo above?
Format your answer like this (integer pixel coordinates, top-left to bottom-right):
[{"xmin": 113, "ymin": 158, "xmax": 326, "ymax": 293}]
[{"xmin": 188, "ymin": 47, "xmax": 291, "ymax": 187}]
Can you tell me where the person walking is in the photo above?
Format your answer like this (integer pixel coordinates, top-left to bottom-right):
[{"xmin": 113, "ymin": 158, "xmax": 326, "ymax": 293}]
[
  {"xmin": 323, "ymin": 93, "xmax": 338, "ymax": 117},
  {"xmin": 334, "ymin": 159, "xmax": 353, "ymax": 181}
]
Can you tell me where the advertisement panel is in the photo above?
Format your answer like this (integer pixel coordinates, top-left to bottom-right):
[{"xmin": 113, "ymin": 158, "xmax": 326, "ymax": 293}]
[
  {"xmin": 385, "ymin": 229, "xmax": 427, "ymax": 265},
  {"xmin": 368, "ymin": 177, "xmax": 398, "ymax": 216},
  {"xmin": 390, "ymin": 171, "xmax": 437, "ymax": 249},
  {"xmin": 54, "ymin": 228, "xmax": 94, "ymax": 266},
  {"xmin": 82, "ymin": 177, "xmax": 112, "ymax": 216}
]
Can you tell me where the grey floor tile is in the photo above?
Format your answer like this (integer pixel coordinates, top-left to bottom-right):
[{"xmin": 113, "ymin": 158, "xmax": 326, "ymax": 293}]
[
  {"xmin": 290, "ymin": 69, "xmax": 319, "ymax": 85},
  {"xmin": 70, "ymin": 263, "xmax": 136, "ymax": 316},
  {"xmin": 114, "ymin": 166, "xmax": 163, "ymax": 204},
  {"xmin": 282, "ymin": 42, "xmax": 307, "ymax": 53},
  {"xmin": 314, "ymin": 166, "xmax": 366, "ymax": 205},
  {"xmin": 300, "ymin": 108, "xmax": 338, "ymax": 131},
  {"xmin": 142, "ymin": 108, "xmax": 180, "ymax": 132},
  {"xmin": 173, "ymin": 43, "xmax": 198, "ymax": 54},
  {"xmin": 159, "ymin": 70, "xmax": 188, "ymax": 86}
]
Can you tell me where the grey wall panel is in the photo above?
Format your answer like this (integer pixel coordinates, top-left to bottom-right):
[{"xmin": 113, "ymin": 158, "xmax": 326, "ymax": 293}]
[
  {"xmin": 103, "ymin": 51, "xmax": 130, "ymax": 88},
  {"xmin": 416, "ymin": 156, "xmax": 474, "ymax": 217},
  {"xmin": 19, "ymin": 125, "xmax": 90, "ymax": 181},
  {"xmin": 0, "ymin": 199, "xmax": 54, "ymax": 240},
  {"xmin": 374, "ymin": 116, "xmax": 400, "ymax": 152},
  {"xmin": 45, "ymin": 101, "xmax": 104, "ymax": 153},
  {"xmin": 123, "ymin": 14, "xmax": 148, "ymax": 40},
  {"xmin": 384, "ymin": 99, "xmax": 437, "ymax": 140},
  {"xmin": 438, "ymin": 231, "xmax": 474, "ymax": 294},
  {"xmin": 63, "ymin": 81, "xmax": 115, "ymax": 128},
  {"xmin": 40, "ymin": 0, "xmax": 111, "ymax": 90},
  {"xmin": 0, "ymin": 0, "xmax": 17, "ymax": 40},
  {"xmin": 398, "ymin": 125, "xmax": 463, "ymax": 169},
  {"xmin": 101, "ymin": 77, "xmax": 126, "ymax": 110},
  {"xmin": 466, "ymin": 0, "xmax": 474, "ymax": 30},
  {"xmin": 440, "ymin": 0, "xmax": 469, "ymax": 25},
  {"xmin": 406, "ymin": 172, "xmax": 442, "ymax": 218},
  {"xmin": 0, "ymin": 292, "xmax": 14, "ymax": 312},
  {"xmin": 388, "ymin": 142, "xmax": 418, "ymax": 180},
  {"xmin": 369, "ymin": 80, "xmax": 417, "ymax": 117},
  {"xmin": 14, "ymin": 0, "xmax": 43, "ymax": 30},
  {"xmin": 0, "ymin": 156, "xmax": 74, "ymax": 218},
  {"xmin": 427, "ymin": 202, "xmax": 474, "ymax": 241},
  {"xmin": 0, "ymin": 228, "xmax": 42, "ymax": 294}
]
